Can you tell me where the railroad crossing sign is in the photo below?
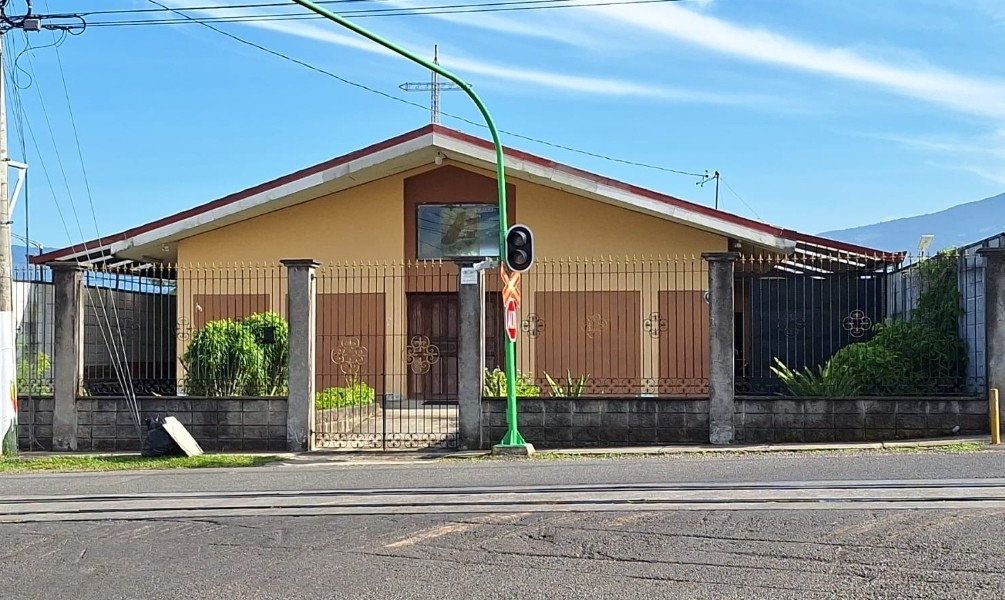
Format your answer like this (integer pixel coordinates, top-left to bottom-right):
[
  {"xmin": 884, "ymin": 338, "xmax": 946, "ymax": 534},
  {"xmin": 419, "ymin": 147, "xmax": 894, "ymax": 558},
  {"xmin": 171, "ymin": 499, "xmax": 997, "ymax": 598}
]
[
  {"xmin": 501, "ymin": 268, "xmax": 522, "ymax": 308},
  {"xmin": 505, "ymin": 298, "xmax": 518, "ymax": 343}
]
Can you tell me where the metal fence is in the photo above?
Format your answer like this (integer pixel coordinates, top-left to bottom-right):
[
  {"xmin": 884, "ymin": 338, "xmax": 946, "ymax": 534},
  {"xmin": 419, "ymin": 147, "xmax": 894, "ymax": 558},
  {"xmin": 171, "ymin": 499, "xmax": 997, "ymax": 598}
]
[
  {"xmin": 82, "ymin": 264, "xmax": 287, "ymax": 397},
  {"xmin": 19, "ymin": 248, "xmax": 988, "ymax": 421},
  {"xmin": 14, "ymin": 265, "xmax": 55, "ymax": 395},
  {"xmin": 313, "ymin": 261, "xmax": 459, "ymax": 450},
  {"xmin": 735, "ymin": 251, "xmax": 984, "ymax": 397},
  {"xmin": 489, "ymin": 257, "xmax": 711, "ymax": 398}
]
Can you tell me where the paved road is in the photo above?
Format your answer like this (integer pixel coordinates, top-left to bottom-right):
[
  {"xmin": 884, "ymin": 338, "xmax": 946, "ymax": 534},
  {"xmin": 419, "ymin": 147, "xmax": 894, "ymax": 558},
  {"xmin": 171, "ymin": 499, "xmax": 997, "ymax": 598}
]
[
  {"xmin": 3, "ymin": 451, "xmax": 1005, "ymax": 599},
  {"xmin": 3, "ymin": 448, "xmax": 1004, "ymax": 498}
]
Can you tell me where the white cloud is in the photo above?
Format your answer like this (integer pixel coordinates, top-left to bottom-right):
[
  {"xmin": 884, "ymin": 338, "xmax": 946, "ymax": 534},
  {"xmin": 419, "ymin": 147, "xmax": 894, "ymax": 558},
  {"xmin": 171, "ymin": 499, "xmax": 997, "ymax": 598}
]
[
  {"xmin": 878, "ymin": 130, "xmax": 1005, "ymax": 186},
  {"xmin": 162, "ymin": 0, "xmax": 787, "ymax": 105},
  {"xmin": 376, "ymin": 0, "xmax": 601, "ymax": 47},
  {"xmin": 587, "ymin": 3, "xmax": 1005, "ymax": 120}
]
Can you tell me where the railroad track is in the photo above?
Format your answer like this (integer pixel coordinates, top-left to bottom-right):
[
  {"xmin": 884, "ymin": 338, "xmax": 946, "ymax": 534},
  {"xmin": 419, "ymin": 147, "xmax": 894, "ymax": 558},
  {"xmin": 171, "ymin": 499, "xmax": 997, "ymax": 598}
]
[{"xmin": 4, "ymin": 479, "xmax": 1005, "ymax": 523}]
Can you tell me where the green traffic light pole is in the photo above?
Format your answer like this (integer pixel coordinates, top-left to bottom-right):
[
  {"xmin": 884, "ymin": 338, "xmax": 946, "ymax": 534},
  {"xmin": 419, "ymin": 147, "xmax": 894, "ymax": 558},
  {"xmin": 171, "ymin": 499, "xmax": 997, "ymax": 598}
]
[{"xmin": 289, "ymin": 0, "xmax": 526, "ymax": 448}]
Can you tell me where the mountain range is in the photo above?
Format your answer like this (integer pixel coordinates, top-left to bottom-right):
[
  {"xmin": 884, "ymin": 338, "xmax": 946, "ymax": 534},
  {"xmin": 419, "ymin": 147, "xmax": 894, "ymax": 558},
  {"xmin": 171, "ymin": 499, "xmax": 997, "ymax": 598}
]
[{"xmin": 819, "ymin": 191, "xmax": 1005, "ymax": 253}]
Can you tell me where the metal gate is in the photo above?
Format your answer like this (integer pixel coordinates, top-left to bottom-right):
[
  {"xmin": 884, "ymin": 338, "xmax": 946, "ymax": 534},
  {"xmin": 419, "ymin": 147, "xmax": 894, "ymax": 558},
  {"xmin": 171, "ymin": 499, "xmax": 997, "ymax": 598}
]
[{"xmin": 312, "ymin": 263, "xmax": 459, "ymax": 450}]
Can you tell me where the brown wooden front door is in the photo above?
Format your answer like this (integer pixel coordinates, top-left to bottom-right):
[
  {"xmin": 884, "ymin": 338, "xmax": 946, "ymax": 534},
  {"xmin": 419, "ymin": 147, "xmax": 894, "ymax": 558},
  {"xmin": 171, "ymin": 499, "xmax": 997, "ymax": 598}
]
[
  {"xmin": 407, "ymin": 292, "xmax": 506, "ymax": 404},
  {"xmin": 408, "ymin": 294, "xmax": 458, "ymax": 404}
]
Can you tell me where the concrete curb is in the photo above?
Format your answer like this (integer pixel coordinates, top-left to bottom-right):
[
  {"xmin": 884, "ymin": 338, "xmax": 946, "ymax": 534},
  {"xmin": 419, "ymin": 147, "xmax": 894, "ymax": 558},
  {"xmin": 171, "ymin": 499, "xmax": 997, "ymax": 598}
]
[
  {"xmin": 530, "ymin": 436, "xmax": 992, "ymax": 457},
  {"xmin": 435, "ymin": 436, "xmax": 992, "ymax": 461},
  {"xmin": 11, "ymin": 437, "xmax": 992, "ymax": 469}
]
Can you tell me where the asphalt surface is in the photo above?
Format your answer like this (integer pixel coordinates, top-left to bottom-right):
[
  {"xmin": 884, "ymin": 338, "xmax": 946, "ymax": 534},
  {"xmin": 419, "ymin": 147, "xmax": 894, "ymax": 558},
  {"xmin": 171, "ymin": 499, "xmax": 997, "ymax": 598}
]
[
  {"xmin": 2, "ymin": 448, "xmax": 1004, "ymax": 497},
  {"xmin": 4, "ymin": 450, "xmax": 1005, "ymax": 599}
]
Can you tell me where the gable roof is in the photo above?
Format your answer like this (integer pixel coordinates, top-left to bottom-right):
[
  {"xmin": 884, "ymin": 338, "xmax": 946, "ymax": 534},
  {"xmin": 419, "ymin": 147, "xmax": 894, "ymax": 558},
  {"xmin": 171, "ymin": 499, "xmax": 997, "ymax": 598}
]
[{"xmin": 33, "ymin": 124, "xmax": 902, "ymax": 269}]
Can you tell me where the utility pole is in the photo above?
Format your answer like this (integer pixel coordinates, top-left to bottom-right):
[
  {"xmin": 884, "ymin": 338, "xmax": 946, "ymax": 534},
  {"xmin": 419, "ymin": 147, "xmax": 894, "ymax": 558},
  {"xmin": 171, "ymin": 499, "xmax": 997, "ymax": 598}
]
[
  {"xmin": 399, "ymin": 45, "xmax": 461, "ymax": 125},
  {"xmin": 0, "ymin": 3, "xmax": 52, "ymax": 456},
  {"xmin": 698, "ymin": 170, "xmax": 720, "ymax": 210},
  {"xmin": 0, "ymin": 20, "xmax": 14, "ymax": 456}
]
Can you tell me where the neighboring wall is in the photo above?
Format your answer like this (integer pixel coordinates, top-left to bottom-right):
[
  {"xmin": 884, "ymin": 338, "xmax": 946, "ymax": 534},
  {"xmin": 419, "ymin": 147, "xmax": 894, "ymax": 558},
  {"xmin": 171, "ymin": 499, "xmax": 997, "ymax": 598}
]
[
  {"xmin": 13, "ymin": 280, "xmax": 55, "ymax": 361},
  {"xmin": 18, "ymin": 396, "xmax": 288, "ymax": 452},
  {"xmin": 734, "ymin": 397, "xmax": 987, "ymax": 443},
  {"xmin": 481, "ymin": 398, "xmax": 711, "ymax": 448},
  {"xmin": 82, "ymin": 286, "xmax": 177, "ymax": 394},
  {"xmin": 17, "ymin": 396, "xmax": 53, "ymax": 451},
  {"xmin": 480, "ymin": 396, "xmax": 988, "ymax": 449}
]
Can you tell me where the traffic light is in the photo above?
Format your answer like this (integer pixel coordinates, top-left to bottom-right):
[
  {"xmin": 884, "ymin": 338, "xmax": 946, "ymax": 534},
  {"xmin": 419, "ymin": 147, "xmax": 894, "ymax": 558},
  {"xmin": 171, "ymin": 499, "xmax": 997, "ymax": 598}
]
[{"xmin": 505, "ymin": 224, "xmax": 534, "ymax": 272}]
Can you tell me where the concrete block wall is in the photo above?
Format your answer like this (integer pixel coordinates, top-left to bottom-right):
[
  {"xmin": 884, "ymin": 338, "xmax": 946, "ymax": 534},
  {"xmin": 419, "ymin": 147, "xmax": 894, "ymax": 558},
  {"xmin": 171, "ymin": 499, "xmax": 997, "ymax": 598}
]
[
  {"xmin": 735, "ymin": 397, "xmax": 988, "ymax": 444},
  {"xmin": 481, "ymin": 396, "xmax": 988, "ymax": 449},
  {"xmin": 481, "ymin": 398, "xmax": 710, "ymax": 449},
  {"xmin": 73, "ymin": 397, "xmax": 288, "ymax": 452},
  {"xmin": 17, "ymin": 396, "xmax": 54, "ymax": 451}
]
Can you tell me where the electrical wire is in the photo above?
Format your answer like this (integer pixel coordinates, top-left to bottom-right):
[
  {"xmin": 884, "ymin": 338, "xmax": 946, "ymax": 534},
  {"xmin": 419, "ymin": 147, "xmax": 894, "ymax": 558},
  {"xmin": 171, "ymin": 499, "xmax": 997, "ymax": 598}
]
[
  {"xmin": 721, "ymin": 176, "xmax": 762, "ymax": 221},
  {"xmin": 46, "ymin": 10, "xmax": 143, "ymax": 434},
  {"xmin": 14, "ymin": 24, "xmax": 141, "ymax": 433},
  {"xmin": 84, "ymin": 1, "xmax": 680, "ymax": 27},
  {"xmin": 81, "ymin": 0, "xmax": 678, "ymax": 21},
  {"xmin": 142, "ymin": 0, "xmax": 708, "ymax": 182}
]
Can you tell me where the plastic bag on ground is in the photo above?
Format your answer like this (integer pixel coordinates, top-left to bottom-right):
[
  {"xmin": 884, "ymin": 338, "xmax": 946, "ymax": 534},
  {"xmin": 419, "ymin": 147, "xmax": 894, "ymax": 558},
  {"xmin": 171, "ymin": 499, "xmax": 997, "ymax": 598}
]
[{"xmin": 141, "ymin": 415, "xmax": 184, "ymax": 458}]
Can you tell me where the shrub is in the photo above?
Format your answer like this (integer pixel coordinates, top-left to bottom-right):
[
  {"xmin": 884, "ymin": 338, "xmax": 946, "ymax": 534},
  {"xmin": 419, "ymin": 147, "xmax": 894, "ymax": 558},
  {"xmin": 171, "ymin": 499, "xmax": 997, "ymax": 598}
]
[
  {"xmin": 241, "ymin": 312, "xmax": 289, "ymax": 395},
  {"xmin": 769, "ymin": 357, "xmax": 860, "ymax": 397},
  {"xmin": 315, "ymin": 378, "xmax": 376, "ymax": 410},
  {"xmin": 871, "ymin": 319, "xmax": 968, "ymax": 393},
  {"xmin": 828, "ymin": 342, "xmax": 910, "ymax": 395},
  {"xmin": 543, "ymin": 370, "xmax": 589, "ymax": 397},
  {"xmin": 774, "ymin": 252, "xmax": 970, "ymax": 397},
  {"xmin": 483, "ymin": 368, "xmax": 541, "ymax": 397},
  {"xmin": 16, "ymin": 351, "xmax": 53, "ymax": 396},
  {"xmin": 182, "ymin": 320, "xmax": 266, "ymax": 396}
]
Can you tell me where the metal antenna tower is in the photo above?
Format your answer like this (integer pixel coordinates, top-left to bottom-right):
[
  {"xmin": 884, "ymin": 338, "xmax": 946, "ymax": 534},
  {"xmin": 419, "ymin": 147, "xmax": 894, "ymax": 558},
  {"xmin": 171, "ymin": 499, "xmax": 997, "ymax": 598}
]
[{"xmin": 399, "ymin": 45, "xmax": 461, "ymax": 124}]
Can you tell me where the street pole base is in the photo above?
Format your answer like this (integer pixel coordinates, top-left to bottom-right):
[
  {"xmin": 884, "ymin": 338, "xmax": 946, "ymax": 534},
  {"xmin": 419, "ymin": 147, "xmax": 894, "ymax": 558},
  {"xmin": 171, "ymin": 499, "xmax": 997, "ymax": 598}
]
[
  {"xmin": 492, "ymin": 442, "xmax": 536, "ymax": 457},
  {"xmin": 498, "ymin": 428, "xmax": 527, "ymax": 447}
]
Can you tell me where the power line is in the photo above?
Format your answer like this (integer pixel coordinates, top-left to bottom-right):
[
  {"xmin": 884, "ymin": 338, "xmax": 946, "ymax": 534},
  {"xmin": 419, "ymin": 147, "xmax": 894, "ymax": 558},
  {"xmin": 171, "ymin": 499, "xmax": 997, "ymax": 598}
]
[
  {"xmin": 79, "ymin": 0, "xmax": 683, "ymax": 27},
  {"xmin": 143, "ymin": 0, "xmax": 707, "ymax": 182},
  {"xmin": 721, "ymin": 176, "xmax": 762, "ymax": 221},
  {"xmin": 80, "ymin": 0, "xmax": 390, "ymax": 16}
]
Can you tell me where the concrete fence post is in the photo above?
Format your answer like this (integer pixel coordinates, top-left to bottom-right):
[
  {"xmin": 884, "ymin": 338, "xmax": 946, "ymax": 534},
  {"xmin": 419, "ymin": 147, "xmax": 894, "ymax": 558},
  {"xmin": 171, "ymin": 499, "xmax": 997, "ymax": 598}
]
[
  {"xmin": 49, "ymin": 261, "xmax": 85, "ymax": 451},
  {"xmin": 702, "ymin": 252, "xmax": 739, "ymax": 445},
  {"xmin": 457, "ymin": 265, "xmax": 485, "ymax": 450},
  {"xmin": 978, "ymin": 248, "xmax": 1005, "ymax": 415},
  {"xmin": 282, "ymin": 259, "xmax": 320, "ymax": 452}
]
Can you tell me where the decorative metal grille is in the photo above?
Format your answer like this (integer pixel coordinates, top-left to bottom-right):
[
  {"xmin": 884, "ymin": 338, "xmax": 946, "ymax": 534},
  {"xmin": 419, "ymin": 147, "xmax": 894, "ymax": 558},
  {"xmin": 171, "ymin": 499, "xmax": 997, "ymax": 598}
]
[
  {"xmin": 521, "ymin": 313, "xmax": 545, "ymax": 338},
  {"xmin": 404, "ymin": 335, "xmax": 440, "ymax": 375},
  {"xmin": 643, "ymin": 312, "xmax": 667, "ymax": 338},
  {"xmin": 842, "ymin": 309, "xmax": 873, "ymax": 338},
  {"xmin": 331, "ymin": 337, "xmax": 368, "ymax": 375},
  {"xmin": 583, "ymin": 314, "xmax": 608, "ymax": 339}
]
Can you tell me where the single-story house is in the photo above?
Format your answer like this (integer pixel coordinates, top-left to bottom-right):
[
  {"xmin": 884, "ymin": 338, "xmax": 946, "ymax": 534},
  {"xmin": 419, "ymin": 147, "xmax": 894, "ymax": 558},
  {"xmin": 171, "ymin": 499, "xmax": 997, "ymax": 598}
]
[{"xmin": 34, "ymin": 125, "xmax": 899, "ymax": 403}]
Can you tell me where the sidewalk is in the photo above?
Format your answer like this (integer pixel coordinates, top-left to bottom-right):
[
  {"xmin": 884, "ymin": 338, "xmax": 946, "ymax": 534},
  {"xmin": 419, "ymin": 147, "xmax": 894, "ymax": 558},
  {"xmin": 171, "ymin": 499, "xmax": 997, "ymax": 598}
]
[
  {"xmin": 272, "ymin": 435, "xmax": 994, "ymax": 466},
  {"xmin": 11, "ymin": 436, "xmax": 992, "ymax": 468}
]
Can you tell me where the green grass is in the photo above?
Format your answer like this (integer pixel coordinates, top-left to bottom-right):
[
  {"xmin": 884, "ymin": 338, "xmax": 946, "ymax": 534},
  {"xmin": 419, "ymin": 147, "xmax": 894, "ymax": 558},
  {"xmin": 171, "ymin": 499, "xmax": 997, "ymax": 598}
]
[
  {"xmin": 446, "ymin": 441, "xmax": 989, "ymax": 462},
  {"xmin": 0, "ymin": 454, "xmax": 283, "ymax": 474},
  {"xmin": 880, "ymin": 441, "xmax": 986, "ymax": 454}
]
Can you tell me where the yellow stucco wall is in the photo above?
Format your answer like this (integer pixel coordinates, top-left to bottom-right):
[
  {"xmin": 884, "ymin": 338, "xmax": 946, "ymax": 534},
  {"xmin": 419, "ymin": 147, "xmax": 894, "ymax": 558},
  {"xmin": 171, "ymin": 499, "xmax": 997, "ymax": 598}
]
[
  {"xmin": 516, "ymin": 182, "xmax": 727, "ymax": 259},
  {"xmin": 176, "ymin": 162, "xmax": 729, "ymax": 265},
  {"xmin": 177, "ymin": 173, "xmax": 407, "ymax": 265},
  {"xmin": 172, "ymin": 162, "xmax": 728, "ymax": 400}
]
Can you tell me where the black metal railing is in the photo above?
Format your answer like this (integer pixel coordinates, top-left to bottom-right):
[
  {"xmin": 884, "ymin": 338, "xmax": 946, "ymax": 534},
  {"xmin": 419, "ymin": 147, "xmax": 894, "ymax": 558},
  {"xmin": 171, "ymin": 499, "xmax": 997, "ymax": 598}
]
[{"xmin": 735, "ymin": 251, "xmax": 984, "ymax": 397}]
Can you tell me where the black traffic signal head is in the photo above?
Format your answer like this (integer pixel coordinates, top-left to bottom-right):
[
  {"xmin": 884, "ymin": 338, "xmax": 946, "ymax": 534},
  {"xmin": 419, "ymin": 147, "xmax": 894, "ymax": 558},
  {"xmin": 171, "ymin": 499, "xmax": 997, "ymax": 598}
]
[{"xmin": 505, "ymin": 224, "xmax": 534, "ymax": 272}]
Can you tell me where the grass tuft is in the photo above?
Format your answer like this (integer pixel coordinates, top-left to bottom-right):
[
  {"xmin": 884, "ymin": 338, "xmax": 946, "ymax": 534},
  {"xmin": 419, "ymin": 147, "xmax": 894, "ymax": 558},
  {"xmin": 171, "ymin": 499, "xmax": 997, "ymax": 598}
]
[{"xmin": 0, "ymin": 454, "xmax": 282, "ymax": 474}]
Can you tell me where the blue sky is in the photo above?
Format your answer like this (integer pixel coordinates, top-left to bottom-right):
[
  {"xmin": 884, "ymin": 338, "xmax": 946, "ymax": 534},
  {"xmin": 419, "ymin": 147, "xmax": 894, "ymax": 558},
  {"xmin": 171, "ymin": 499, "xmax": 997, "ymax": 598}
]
[{"xmin": 8, "ymin": 0, "xmax": 1005, "ymax": 253}]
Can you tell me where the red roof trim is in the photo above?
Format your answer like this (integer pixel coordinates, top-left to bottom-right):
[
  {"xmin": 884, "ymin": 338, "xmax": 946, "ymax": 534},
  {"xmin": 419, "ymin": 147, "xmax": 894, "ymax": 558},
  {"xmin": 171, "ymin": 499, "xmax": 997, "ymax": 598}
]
[
  {"xmin": 33, "ymin": 123, "xmax": 895, "ymax": 263},
  {"xmin": 32, "ymin": 125, "xmax": 438, "ymax": 264}
]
